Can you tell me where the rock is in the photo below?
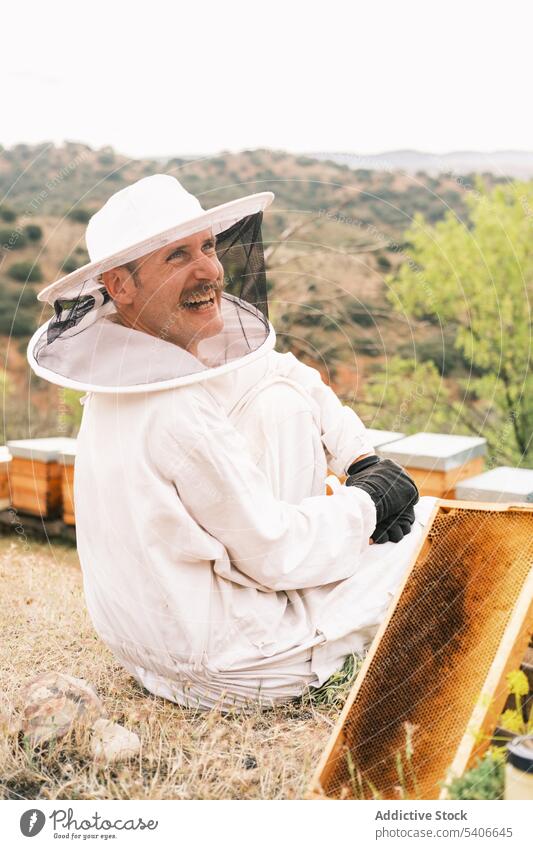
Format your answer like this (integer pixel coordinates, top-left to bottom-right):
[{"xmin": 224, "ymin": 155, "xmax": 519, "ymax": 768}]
[
  {"xmin": 90, "ymin": 719, "xmax": 141, "ymax": 763},
  {"xmin": 20, "ymin": 672, "xmax": 105, "ymax": 745}
]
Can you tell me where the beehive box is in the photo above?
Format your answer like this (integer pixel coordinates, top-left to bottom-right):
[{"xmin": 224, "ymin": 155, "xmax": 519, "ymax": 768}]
[
  {"xmin": 0, "ymin": 446, "xmax": 12, "ymax": 510},
  {"xmin": 379, "ymin": 432, "xmax": 487, "ymax": 498},
  {"xmin": 7, "ymin": 438, "xmax": 77, "ymax": 519},
  {"xmin": 59, "ymin": 443, "xmax": 77, "ymax": 525},
  {"xmin": 307, "ymin": 500, "xmax": 533, "ymax": 800},
  {"xmin": 456, "ymin": 466, "xmax": 533, "ymax": 503}
]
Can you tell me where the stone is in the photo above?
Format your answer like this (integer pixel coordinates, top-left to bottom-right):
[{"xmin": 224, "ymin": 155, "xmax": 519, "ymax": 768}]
[
  {"xmin": 90, "ymin": 719, "xmax": 141, "ymax": 763},
  {"xmin": 20, "ymin": 671, "xmax": 105, "ymax": 745}
]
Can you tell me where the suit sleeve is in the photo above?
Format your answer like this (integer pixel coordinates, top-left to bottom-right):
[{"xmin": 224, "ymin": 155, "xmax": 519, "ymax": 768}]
[
  {"xmin": 269, "ymin": 351, "xmax": 375, "ymax": 475},
  {"xmin": 154, "ymin": 387, "xmax": 377, "ymax": 592}
]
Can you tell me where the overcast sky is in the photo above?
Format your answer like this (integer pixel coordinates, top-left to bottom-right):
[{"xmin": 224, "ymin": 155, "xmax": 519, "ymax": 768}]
[{"xmin": 2, "ymin": 0, "xmax": 532, "ymax": 159}]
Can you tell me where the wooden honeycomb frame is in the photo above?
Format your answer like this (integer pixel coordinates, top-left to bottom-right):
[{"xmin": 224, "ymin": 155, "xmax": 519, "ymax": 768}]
[{"xmin": 307, "ymin": 500, "xmax": 533, "ymax": 800}]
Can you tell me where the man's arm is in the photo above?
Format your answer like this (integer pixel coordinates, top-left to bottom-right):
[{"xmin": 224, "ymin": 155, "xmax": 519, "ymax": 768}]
[
  {"xmin": 268, "ymin": 351, "xmax": 376, "ymax": 475},
  {"xmin": 152, "ymin": 386, "xmax": 377, "ymax": 592}
]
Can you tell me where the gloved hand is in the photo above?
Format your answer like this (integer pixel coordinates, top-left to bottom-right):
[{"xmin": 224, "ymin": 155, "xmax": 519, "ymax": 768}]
[
  {"xmin": 345, "ymin": 454, "xmax": 419, "ymax": 543},
  {"xmin": 371, "ymin": 504, "xmax": 416, "ymax": 543}
]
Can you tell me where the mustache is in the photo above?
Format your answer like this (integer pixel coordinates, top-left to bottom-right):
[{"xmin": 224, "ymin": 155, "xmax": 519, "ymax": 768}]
[{"xmin": 178, "ymin": 279, "xmax": 224, "ymax": 305}]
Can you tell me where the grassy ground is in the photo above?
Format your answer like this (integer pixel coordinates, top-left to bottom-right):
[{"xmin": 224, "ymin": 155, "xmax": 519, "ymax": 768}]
[{"xmin": 0, "ymin": 535, "xmax": 360, "ymax": 800}]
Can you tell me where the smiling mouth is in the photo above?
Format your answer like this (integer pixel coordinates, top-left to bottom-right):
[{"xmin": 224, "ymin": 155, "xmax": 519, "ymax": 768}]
[{"xmin": 181, "ymin": 290, "xmax": 218, "ymax": 312}]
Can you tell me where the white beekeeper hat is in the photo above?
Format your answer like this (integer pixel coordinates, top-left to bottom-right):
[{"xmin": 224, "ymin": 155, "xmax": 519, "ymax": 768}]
[
  {"xmin": 37, "ymin": 174, "xmax": 274, "ymax": 304},
  {"xmin": 27, "ymin": 175, "xmax": 277, "ymax": 394}
]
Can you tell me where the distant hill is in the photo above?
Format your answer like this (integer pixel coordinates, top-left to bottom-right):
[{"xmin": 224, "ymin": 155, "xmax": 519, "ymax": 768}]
[
  {"xmin": 0, "ymin": 142, "xmax": 530, "ymax": 440},
  {"xmin": 310, "ymin": 149, "xmax": 533, "ymax": 178}
]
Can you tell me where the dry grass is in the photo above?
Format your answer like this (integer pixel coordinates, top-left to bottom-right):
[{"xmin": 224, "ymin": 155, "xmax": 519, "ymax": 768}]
[{"xmin": 0, "ymin": 535, "xmax": 361, "ymax": 800}]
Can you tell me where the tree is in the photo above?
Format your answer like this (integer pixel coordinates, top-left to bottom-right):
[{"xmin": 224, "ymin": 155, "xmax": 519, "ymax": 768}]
[
  {"xmin": 387, "ymin": 180, "xmax": 533, "ymax": 463},
  {"xmin": 358, "ymin": 357, "xmax": 452, "ymax": 435},
  {"xmin": 24, "ymin": 224, "xmax": 43, "ymax": 241}
]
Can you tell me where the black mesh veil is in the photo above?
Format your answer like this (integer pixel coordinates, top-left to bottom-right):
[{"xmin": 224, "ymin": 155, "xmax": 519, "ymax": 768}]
[
  {"xmin": 216, "ymin": 212, "xmax": 268, "ymax": 319},
  {"xmin": 29, "ymin": 211, "xmax": 274, "ymax": 392}
]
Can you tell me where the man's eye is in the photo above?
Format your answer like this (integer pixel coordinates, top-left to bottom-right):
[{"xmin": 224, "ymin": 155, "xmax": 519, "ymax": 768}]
[
  {"xmin": 168, "ymin": 249, "xmax": 186, "ymax": 260},
  {"xmin": 204, "ymin": 242, "xmax": 216, "ymax": 252}
]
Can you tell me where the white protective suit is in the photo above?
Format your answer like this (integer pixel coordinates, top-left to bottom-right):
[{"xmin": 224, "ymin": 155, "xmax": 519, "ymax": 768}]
[
  {"xmin": 27, "ymin": 176, "xmax": 436, "ymax": 712},
  {"xmin": 62, "ymin": 317, "xmax": 435, "ymax": 712}
]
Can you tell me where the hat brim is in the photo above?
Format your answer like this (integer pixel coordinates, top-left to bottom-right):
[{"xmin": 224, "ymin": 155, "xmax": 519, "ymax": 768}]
[{"xmin": 37, "ymin": 191, "xmax": 274, "ymax": 304}]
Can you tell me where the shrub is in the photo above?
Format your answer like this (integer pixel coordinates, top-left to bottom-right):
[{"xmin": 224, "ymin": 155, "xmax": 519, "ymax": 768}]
[
  {"xmin": 16, "ymin": 286, "xmax": 38, "ymax": 308},
  {"xmin": 0, "ymin": 308, "xmax": 35, "ymax": 337},
  {"xmin": 377, "ymin": 254, "xmax": 392, "ymax": 271},
  {"xmin": 348, "ymin": 304, "xmax": 376, "ymax": 328},
  {"xmin": 61, "ymin": 257, "xmax": 81, "ymax": 273},
  {"xmin": 98, "ymin": 150, "xmax": 115, "ymax": 166},
  {"xmin": 445, "ymin": 748, "xmax": 505, "ymax": 800},
  {"xmin": 0, "ymin": 206, "xmax": 16, "ymax": 222},
  {"xmin": 7, "ymin": 261, "xmax": 43, "ymax": 283},
  {"xmin": 210, "ymin": 157, "xmax": 226, "ymax": 170},
  {"xmin": 24, "ymin": 224, "xmax": 43, "ymax": 241},
  {"xmin": 67, "ymin": 208, "xmax": 92, "ymax": 223},
  {"xmin": 0, "ymin": 229, "xmax": 27, "ymax": 250}
]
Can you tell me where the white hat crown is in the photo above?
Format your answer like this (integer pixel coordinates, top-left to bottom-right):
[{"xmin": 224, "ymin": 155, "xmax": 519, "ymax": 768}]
[{"xmin": 85, "ymin": 174, "xmax": 205, "ymax": 262}]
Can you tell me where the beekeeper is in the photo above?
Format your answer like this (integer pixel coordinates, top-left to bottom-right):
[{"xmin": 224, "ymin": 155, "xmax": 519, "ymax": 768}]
[{"xmin": 28, "ymin": 175, "xmax": 437, "ymax": 711}]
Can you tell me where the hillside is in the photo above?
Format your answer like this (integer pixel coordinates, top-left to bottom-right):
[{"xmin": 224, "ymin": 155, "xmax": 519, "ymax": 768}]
[{"xmin": 0, "ymin": 142, "xmax": 509, "ymax": 440}]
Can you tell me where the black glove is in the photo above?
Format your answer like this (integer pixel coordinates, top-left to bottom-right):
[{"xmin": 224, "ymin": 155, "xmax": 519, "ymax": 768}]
[
  {"xmin": 345, "ymin": 455, "xmax": 419, "ymax": 537},
  {"xmin": 371, "ymin": 504, "xmax": 416, "ymax": 544}
]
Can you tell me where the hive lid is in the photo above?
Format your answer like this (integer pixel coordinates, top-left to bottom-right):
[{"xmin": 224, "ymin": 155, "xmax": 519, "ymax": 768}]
[
  {"xmin": 0, "ymin": 446, "xmax": 12, "ymax": 464},
  {"xmin": 7, "ymin": 437, "xmax": 78, "ymax": 463},
  {"xmin": 456, "ymin": 466, "xmax": 533, "ymax": 502},
  {"xmin": 379, "ymin": 432, "xmax": 487, "ymax": 471},
  {"xmin": 365, "ymin": 428, "xmax": 405, "ymax": 450}
]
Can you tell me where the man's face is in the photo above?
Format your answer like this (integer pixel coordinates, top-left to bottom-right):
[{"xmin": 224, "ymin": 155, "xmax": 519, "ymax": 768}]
[{"xmin": 103, "ymin": 228, "xmax": 225, "ymax": 354}]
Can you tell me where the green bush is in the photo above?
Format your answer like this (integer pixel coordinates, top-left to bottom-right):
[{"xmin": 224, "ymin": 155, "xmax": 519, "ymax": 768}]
[
  {"xmin": 15, "ymin": 286, "xmax": 37, "ymax": 308},
  {"xmin": 7, "ymin": 261, "xmax": 43, "ymax": 283},
  {"xmin": 398, "ymin": 332, "xmax": 485, "ymax": 378},
  {"xmin": 0, "ymin": 229, "xmax": 27, "ymax": 250},
  {"xmin": 377, "ymin": 253, "xmax": 392, "ymax": 271},
  {"xmin": 0, "ymin": 282, "xmax": 38, "ymax": 336},
  {"xmin": 61, "ymin": 256, "xmax": 81, "ymax": 273},
  {"xmin": 0, "ymin": 281, "xmax": 36, "ymax": 308},
  {"xmin": 445, "ymin": 749, "xmax": 505, "ymax": 800},
  {"xmin": 348, "ymin": 304, "xmax": 376, "ymax": 328},
  {"xmin": 24, "ymin": 224, "xmax": 42, "ymax": 241},
  {"xmin": 67, "ymin": 208, "xmax": 92, "ymax": 223},
  {"xmin": 0, "ymin": 206, "xmax": 16, "ymax": 222},
  {"xmin": 0, "ymin": 309, "xmax": 35, "ymax": 336}
]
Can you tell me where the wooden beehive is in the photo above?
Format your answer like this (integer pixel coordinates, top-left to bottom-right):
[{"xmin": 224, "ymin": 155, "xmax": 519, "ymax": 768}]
[
  {"xmin": 7, "ymin": 438, "xmax": 77, "ymax": 519},
  {"xmin": 0, "ymin": 446, "xmax": 12, "ymax": 510},
  {"xmin": 307, "ymin": 500, "xmax": 533, "ymax": 800},
  {"xmin": 59, "ymin": 444, "xmax": 77, "ymax": 526},
  {"xmin": 379, "ymin": 433, "xmax": 487, "ymax": 498},
  {"xmin": 456, "ymin": 466, "xmax": 533, "ymax": 504}
]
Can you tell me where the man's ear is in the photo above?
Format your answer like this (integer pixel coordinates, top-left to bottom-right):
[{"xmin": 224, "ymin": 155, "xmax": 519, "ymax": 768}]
[{"xmin": 101, "ymin": 267, "xmax": 136, "ymax": 305}]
